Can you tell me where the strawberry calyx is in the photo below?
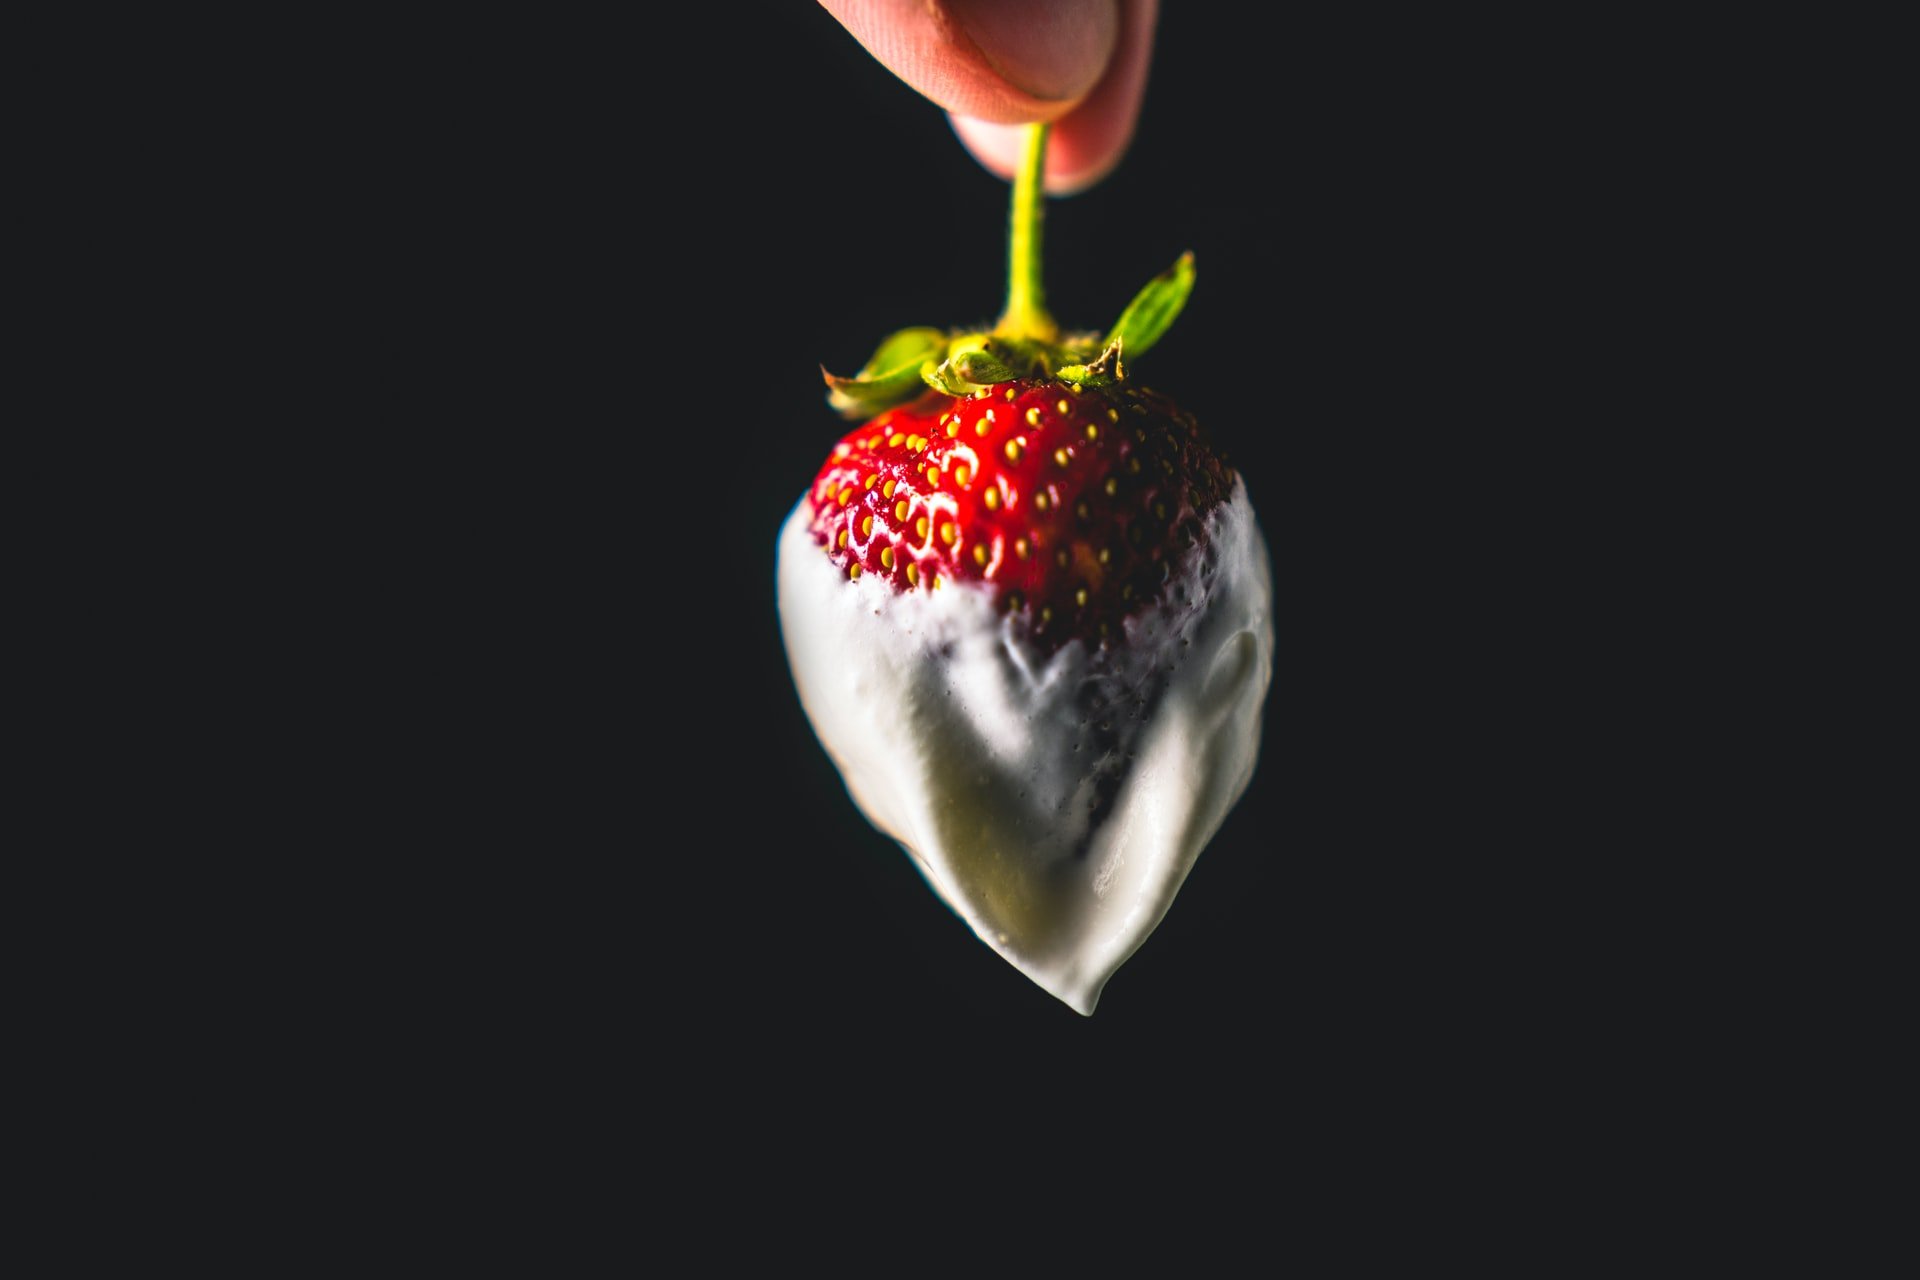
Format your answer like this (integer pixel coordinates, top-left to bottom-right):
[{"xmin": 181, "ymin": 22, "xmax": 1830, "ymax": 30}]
[{"xmin": 822, "ymin": 124, "xmax": 1196, "ymax": 419}]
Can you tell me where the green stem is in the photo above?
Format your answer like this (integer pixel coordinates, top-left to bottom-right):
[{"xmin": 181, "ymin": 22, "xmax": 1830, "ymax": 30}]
[{"xmin": 995, "ymin": 123, "xmax": 1058, "ymax": 342}]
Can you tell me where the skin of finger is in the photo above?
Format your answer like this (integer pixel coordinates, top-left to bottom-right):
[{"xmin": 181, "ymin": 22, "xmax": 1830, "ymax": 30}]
[
  {"xmin": 945, "ymin": 0, "xmax": 1116, "ymax": 103},
  {"xmin": 819, "ymin": 0, "xmax": 1114, "ymax": 124},
  {"xmin": 949, "ymin": 0, "xmax": 1156, "ymax": 194}
]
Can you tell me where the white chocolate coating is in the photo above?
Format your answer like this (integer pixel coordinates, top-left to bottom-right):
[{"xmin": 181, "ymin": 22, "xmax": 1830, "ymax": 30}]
[{"xmin": 776, "ymin": 477, "xmax": 1273, "ymax": 1013}]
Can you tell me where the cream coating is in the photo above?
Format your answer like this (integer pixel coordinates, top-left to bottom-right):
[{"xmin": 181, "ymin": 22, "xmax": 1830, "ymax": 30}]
[{"xmin": 776, "ymin": 477, "xmax": 1274, "ymax": 1014}]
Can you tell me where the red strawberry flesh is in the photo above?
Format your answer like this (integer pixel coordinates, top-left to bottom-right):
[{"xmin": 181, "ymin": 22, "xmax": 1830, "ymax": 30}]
[{"xmin": 806, "ymin": 381, "xmax": 1233, "ymax": 647}]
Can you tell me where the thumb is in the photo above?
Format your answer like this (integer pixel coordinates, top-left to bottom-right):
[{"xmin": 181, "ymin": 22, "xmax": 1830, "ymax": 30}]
[{"xmin": 820, "ymin": 0, "xmax": 1119, "ymax": 123}]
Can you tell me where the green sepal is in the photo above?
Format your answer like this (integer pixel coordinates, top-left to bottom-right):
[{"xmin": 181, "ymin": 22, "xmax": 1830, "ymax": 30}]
[
  {"xmin": 824, "ymin": 326, "xmax": 948, "ymax": 418},
  {"xmin": 868, "ymin": 326, "xmax": 948, "ymax": 371},
  {"xmin": 1103, "ymin": 251, "xmax": 1194, "ymax": 362},
  {"xmin": 951, "ymin": 346, "xmax": 1017, "ymax": 385},
  {"xmin": 827, "ymin": 249, "xmax": 1196, "ymax": 418},
  {"xmin": 986, "ymin": 335, "xmax": 1062, "ymax": 379},
  {"xmin": 921, "ymin": 334, "xmax": 1009, "ymax": 396},
  {"xmin": 1056, "ymin": 338, "xmax": 1124, "ymax": 387},
  {"xmin": 920, "ymin": 357, "xmax": 981, "ymax": 397}
]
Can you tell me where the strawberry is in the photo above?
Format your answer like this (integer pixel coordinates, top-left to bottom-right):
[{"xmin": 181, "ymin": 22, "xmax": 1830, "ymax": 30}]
[
  {"xmin": 806, "ymin": 381, "xmax": 1233, "ymax": 647},
  {"xmin": 779, "ymin": 123, "xmax": 1272, "ymax": 1014}
]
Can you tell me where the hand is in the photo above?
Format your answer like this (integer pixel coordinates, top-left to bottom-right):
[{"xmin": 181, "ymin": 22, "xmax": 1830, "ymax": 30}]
[{"xmin": 819, "ymin": 0, "xmax": 1157, "ymax": 195}]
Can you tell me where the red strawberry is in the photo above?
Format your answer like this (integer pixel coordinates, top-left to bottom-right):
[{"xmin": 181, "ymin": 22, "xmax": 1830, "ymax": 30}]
[{"xmin": 806, "ymin": 382, "xmax": 1233, "ymax": 648}]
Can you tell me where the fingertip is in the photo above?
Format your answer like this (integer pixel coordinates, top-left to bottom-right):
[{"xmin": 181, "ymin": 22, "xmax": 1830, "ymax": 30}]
[
  {"xmin": 948, "ymin": 0, "xmax": 1154, "ymax": 195},
  {"xmin": 945, "ymin": 0, "xmax": 1117, "ymax": 103},
  {"xmin": 822, "ymin": 0, "xmax": 1110, "ymax": 124}
]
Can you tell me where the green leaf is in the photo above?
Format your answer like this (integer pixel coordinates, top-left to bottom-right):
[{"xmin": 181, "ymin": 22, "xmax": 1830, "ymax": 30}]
[
  {"xmin": 823, "ymin": 326, "xmax": 948, "ymax": 417},
  {"xmin": 1104, "ymin": 251, "xmax": 1195, "ymax": 362}
]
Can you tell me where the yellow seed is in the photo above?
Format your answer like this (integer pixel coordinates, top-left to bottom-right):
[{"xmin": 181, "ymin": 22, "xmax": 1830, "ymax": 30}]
[
  {"xmin": 973, "ymin": 544, "xmax": 988, "ymax": 567},
  {"xmin": 862, "ymin": 515, "xmax": 874, "ymax": 537},
  {"xmin": 1034, "ymin": 492, "xmax": 1049, "ymax": 511},
  {"xmin": 1099, "ymin": 547, "xmax": 1111, "ymax": 565},
  {"xmin": 1121, "ymin": 584, "xmax": 1133, "ymax": 601},
  {"xmin": 835, "ymin": 443, "xmax": 851, "ymax": 458},
  {"xmin": 906, "ymin": 563, "xmax": 919, "ymax": 586},
  {"xmin": 1014, "ymin": 537, "xmax": 1030, "ymax": 559},
  {"xmin": 837, "ymin": 486, "xmax": 853, "ymax": 505},
  {"xmin": 955, "ymin": 465, "xmax": 970, "ymax": 485},
  {"xmin": 884, "ymin": 479, "xmax": 897, "ymax": 498},
  {"xmin": 889, "ymin": 433, "xmax": 905, "ymax": 447},
  {"xmin": 1056, "ymin": 550, "xmax": 1069, "ymax": 567},
  {"xmin": 933, "ymin": 574, "xmax": 944, "ymax": 590},
  {"xmin": 1026, "ymin": 407, "xmax": 1042, "ymax": 427},
  {"xmin": 916, "ymin": 516, "xmax": 929, "ymax": 538},
  {"xmin": 1054, "ymin": 447, "xmax": 1071, "ymax": 468},
  {"xmin": 1086, "ymin": 423, "xmax": 1099, "ymax": 441},
  {"xmin": 896, "ymin": 499, "xmax": 909, "ymax": 520},
  {"xmin": 1154, "ymin": 502, "xmax": 1167, "ymax": 519},
  {"xmin": 939, "ymin": 522, "xmax": 956, "ymax": 545},
  {"xmin": 881, "ymin": 547, "xmax": 894, "ymax": 569},
  {"xmin": 983, "ymin": 488, "xmax": 1000, "ymax": 511},
  {"xmin": 1107, "ymin": 409, "xmax": 1119, "ymax": 423},
  {"xmin": 1129, "ymin": 457, "xmax": 1142, "ymax": 473},
  {"xmin": 1005, "ymin": 439, "xmax": 1023, "ymax": 463},
  {"xmin": 976, "ymin": 418, "xmax": 991, "ymax": 437},
  {"xmin": 868, "ymin": 434, "xmax": 883, "ymax": 448},
  {"xmin": 1056, "ymin": 399, "xmax": 1070, "ymax": 415},
  {"xmin": 1076, "ymin": 587, "xmax": 1089, "ymax": 606},
  {"xmin": 849, "ymin": 563, "xmax": 862, "ymax": 579},
  {"xmin": 865, "ymin": 474, "xmax": 878, "ymax": 489},
  {"xmin": 1041, "ymin": 607, "xmax": 1053, "ymax": 624},
  {"xmin": 838, "ymin": 530, "xmax": 848, "ymax": 548},
  {"xmin": 925, "ymin": 466, "xmax": 938, "ymax": 487},
  {"xmin": 1076, "ymin": 501, "xmax": 1090, "ymax": 520},
  {"xmin": 947, "ymin": 421, "xmax": 959, "ymax": 437},
  {"xmin": 1104, "ymin": 477, "xmax": 1119, "ymax": 496},
  {"xmin": 1004, "ymin": 388, "xmax": 1016, "ymax": 401}
]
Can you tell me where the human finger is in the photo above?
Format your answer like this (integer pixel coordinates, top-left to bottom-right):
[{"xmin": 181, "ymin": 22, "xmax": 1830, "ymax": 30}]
[
  {"xmin": 947, "ymin": 0, "xmax": 1156, "ymax": 194},
  {"xmin": 819, "ymin": 0, "xmax": 1120, "ymax": 124}
]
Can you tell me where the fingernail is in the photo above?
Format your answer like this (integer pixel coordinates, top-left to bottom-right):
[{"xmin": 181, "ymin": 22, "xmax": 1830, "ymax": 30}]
[{"xmin": 947, "ymin": 0, "xmax": 1118, "ymax": 103}]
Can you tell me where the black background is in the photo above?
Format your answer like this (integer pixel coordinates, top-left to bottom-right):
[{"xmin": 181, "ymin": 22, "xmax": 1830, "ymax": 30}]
[{"xmin": 350, "ymin": 4, "xmax": 1685, "ymax": 1094}]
